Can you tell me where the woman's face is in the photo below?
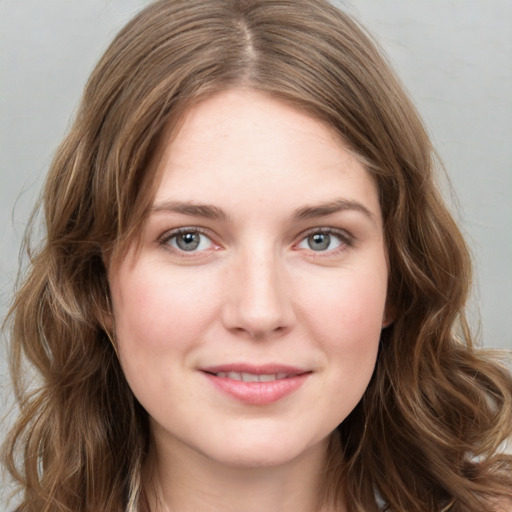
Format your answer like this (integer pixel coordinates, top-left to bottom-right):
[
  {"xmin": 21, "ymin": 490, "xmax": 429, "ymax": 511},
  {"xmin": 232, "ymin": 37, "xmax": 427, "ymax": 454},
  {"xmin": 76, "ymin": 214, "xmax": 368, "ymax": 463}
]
[{"xmin": 108, "ymin": 89, "xmax": 389, "ymax": 469}]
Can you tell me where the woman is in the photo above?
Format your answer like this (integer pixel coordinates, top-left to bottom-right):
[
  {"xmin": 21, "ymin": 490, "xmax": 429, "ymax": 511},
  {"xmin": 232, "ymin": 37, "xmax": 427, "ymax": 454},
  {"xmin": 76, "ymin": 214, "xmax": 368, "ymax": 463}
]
[{"xmin": 3, "ymin": 0, "xmax": 511, "ymax": 510}]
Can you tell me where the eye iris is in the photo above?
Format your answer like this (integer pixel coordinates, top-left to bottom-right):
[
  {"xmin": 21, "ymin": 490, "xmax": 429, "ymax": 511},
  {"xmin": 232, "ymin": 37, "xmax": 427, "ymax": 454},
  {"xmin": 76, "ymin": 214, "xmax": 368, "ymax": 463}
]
[
  {"xmin": 308, "ymin": 233, "xmax": 330, "ymax": 251},
  {"xmin": 176, "ymin": 232, "xmax": 200, "ymax": 251}
]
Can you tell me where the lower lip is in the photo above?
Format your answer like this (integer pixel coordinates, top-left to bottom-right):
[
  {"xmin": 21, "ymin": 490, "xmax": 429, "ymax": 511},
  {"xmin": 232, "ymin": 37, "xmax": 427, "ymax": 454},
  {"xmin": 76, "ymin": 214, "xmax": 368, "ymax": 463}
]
[{"xmin": 202, "ymin": 372, "xmax": 310, "ymax": 405}]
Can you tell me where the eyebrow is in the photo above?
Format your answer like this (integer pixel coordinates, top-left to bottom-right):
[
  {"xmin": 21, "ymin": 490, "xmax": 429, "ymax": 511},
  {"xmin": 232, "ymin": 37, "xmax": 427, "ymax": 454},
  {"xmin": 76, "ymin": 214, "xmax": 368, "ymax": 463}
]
[
  {"xmin": 292, "ymin": 198, "xmax": 374, "ymax": 222},
  {"xmin": 150, "ymin": 198, "xmax": 374, "ymax": 223},
  {"xmin": 151, "ymin": 200, "xmax": 230, "ymax": 222}
]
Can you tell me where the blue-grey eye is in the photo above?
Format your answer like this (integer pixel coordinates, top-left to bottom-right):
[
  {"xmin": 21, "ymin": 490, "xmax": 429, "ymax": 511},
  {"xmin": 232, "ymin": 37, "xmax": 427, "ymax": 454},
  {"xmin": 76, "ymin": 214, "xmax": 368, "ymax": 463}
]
[
  {"xmin": 168, "ymin": 230, "xmax": 213, "ymax": 252},
  {"xmin": 298, "ymin": 231, "xmax": 344, "ymax": 252},
  {"xmin": 309, "ymin": 233, "xmax": 330, "ymax": 251}
]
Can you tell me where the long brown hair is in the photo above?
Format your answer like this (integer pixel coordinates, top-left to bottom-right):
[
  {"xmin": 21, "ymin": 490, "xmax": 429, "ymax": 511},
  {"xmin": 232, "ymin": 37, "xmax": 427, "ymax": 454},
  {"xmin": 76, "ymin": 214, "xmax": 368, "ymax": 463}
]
[{"xmin": 3, "ymin": 1, "xmax": 511, "ymax": 511}]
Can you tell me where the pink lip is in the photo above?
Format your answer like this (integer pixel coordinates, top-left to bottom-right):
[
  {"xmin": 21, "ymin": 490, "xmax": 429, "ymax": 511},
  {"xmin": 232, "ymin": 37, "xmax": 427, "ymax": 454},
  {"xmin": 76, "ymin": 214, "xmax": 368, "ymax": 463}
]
[
  {"xmin": 200, "ymin": 364, "xmax": 311, "ymax": 405},
  {"xmin": 201, "ymin": 363, "xmax": 308, "ymax": 375}
]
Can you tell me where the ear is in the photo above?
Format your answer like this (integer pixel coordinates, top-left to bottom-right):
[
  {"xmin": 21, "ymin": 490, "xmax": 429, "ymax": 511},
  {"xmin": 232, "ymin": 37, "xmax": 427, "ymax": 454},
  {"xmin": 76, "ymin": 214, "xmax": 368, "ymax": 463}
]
[
  {"xmin": 92, "ymin": 290, "xmax": 114, "ymax": 332},
  {"xmin": 101, "ymin": 307, "xmax": 114, "ymax": 331},
  {"xmin": 95, "ymin": 295, "xmax": 118, "ymax": 356},
  {"xmin": 99, "ymin": 251, "xmax": 115, "ymax": 331},
  {"xmin": 382, "ymin": 302, "xmax": 396, "ymax": 328}
]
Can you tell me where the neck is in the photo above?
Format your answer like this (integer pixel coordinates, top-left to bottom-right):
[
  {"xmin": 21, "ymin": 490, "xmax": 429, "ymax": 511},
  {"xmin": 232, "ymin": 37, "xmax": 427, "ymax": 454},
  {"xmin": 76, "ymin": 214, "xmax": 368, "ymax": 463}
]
[{"xmin": 142, "ymin": 432, "xmax": 344, "ymax": 512}]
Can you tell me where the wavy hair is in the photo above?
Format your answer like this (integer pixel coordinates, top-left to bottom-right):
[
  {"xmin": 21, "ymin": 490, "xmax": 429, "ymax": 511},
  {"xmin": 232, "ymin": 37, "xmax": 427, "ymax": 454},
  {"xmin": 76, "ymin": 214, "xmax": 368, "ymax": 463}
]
[{"xmin": 3, "ymin": 0, "xmax": 512, "ymax": 511}]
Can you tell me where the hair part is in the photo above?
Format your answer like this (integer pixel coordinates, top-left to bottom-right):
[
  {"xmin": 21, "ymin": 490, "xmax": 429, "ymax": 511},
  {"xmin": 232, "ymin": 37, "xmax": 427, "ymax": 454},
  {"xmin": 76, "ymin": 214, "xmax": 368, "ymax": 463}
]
[{"xmin": 3, "ymin": 1, "xmax": 512, "ymax": 511}]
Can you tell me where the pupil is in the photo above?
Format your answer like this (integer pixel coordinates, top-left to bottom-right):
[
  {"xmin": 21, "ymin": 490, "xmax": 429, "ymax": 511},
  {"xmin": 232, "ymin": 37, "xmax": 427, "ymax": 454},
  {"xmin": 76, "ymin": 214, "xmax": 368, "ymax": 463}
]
[
  {"xmin": 177, "ymin": 232, "xmax": 200, "ymax": 251},
  {"xmin": 309, "ymin": 233, "xmax": 330, "ymax": 251}
]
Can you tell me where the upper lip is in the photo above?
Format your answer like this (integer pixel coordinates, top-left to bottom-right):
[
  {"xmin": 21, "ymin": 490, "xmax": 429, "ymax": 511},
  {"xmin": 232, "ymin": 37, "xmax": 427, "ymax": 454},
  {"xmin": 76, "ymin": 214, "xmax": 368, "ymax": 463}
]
[{"xmin": 200, "ymin": 363, "xmax": 310, "ymax": 376}]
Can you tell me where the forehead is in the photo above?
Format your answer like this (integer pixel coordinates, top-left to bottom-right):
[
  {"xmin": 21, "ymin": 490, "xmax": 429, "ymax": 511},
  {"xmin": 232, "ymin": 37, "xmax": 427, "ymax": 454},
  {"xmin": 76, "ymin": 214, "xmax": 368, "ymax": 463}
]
[{"xmin": 151, "ymin": 89, "xmax": 380, "ymax": 220}]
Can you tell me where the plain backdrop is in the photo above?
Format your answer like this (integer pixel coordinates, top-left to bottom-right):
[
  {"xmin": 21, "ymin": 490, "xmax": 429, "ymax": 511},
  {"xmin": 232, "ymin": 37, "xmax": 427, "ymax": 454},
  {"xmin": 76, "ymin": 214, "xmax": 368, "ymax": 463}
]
[{"xmin": 1, "ymin": 0, "xmax": 511, "ymax": 506}]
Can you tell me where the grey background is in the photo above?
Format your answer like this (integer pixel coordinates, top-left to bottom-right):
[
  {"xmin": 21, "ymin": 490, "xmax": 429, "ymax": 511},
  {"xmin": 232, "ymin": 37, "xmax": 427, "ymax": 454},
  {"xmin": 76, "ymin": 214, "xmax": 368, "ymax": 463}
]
[{"xmin": 1, "ymin": 0, "xmax": 511, "ymax": 505}]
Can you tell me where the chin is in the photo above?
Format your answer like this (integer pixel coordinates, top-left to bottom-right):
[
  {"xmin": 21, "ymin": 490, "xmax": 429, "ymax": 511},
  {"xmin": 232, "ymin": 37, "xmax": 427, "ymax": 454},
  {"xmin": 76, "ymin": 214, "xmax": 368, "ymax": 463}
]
[{"xmin": 197, "ymin": 428, "xmax": 330, "ymax": 470}]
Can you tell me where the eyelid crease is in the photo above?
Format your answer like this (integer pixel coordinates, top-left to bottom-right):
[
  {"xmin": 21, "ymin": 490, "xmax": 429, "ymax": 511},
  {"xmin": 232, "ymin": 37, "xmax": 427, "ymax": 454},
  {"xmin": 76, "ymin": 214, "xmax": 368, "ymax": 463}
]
[
  {"xmin": 298, "ymin": 226, "xmax": 354, "ymax": 244},
  {"xmin": 293, "ymin": 227, "xmax": 355, "ymax": 257},
  {"xmin": 158, "ymin": 226, "xmax": 219, "ymax": 253},
  {"xmin": 156, "ymin": 225, "xmax": 354, "ymax": 260}
]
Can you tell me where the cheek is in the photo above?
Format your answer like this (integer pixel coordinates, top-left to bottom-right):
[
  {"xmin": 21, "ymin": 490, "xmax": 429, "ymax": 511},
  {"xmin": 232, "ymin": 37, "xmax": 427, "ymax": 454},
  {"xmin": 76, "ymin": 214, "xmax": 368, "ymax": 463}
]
[
  {"xmin": 304, "ymin": 265, "xmax": 387, "ymax": 339},
  {"xmin": 111, "ymin": 264, "xmax": 220, "ymax": 358},
  {"xmin": 299, "ymin": 264, "xmax": 386, "ymax": 390},
  {"xmin": 109, "ymin": 264, "xmax": 224, "ymax": 414},
  {"xmin": 313, "ymin": 268, "xmax": 386, "ymax": 420}
]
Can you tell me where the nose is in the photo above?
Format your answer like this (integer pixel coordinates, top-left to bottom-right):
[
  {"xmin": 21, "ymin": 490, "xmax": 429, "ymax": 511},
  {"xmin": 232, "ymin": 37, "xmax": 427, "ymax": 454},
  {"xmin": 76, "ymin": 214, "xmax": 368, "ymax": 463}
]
[{"xmin": 221, "ymin": 246, "xmax": 294, "ymax": 339}]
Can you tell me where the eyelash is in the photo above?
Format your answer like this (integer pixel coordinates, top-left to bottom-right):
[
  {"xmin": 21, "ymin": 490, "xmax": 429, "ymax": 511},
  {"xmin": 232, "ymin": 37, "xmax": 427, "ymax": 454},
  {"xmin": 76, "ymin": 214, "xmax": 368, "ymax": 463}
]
[
  {"xmin": 158, "ymin": 226, "xmax": 354, "ymax": 257},
  {"xmin": 295, "ymin": 227, "xmax": 353, "ymax": 255},
  {"xmin": 159, "ymin": 227, "xmax": 218, "ymax": 258}
]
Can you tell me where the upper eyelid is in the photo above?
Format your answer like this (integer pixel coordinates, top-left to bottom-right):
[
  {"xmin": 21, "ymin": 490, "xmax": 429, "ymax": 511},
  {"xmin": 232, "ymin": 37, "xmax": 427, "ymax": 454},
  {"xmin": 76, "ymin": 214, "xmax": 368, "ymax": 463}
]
[
  {"xmin": 157, "ymin": 225, "xmax": 354, "ymax": 250},
  {"xmin": 293, "ymin": 227, "xmax": 354, "ymax": 255},
  {"xmin": 158, "ymin": 227, "xmax": 217, "ymax": 252},
  {"xmin": 159, "ymin": 226, "xmax": 214, "ymax": 242},
  {"xmin": 158, "ymin": 227, "xmax": 218, "ymax": 258},
  {"xmin": 297, "ymin": 226, "xmax": 353, "ymax": 241}
]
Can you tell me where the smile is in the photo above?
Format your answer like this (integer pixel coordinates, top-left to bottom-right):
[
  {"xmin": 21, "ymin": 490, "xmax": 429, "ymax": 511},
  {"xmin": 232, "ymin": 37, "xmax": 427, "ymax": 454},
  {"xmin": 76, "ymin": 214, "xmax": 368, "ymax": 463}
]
[
  {"xmin": 212, "ymin": 372, "xmax": 291, "ymax": 382},
  {"xmin": 200, "ymin": 364, "xmax": 311, "ymax": 405}
]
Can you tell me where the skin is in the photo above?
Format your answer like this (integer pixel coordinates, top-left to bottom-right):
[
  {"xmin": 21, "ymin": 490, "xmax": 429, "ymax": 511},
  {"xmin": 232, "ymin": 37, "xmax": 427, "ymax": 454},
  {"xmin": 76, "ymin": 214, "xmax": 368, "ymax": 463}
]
[{"xmin": 108, "ymin": 89, "xmax": 390, "ymax": 512}]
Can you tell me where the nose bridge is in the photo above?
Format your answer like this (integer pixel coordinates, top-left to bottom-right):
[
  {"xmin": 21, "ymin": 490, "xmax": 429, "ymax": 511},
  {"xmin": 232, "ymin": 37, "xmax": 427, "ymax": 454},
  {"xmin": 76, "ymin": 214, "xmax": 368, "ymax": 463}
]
[{"xmin": 224, "ymin": 242, "xmax": 291, "ymax": 337}]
